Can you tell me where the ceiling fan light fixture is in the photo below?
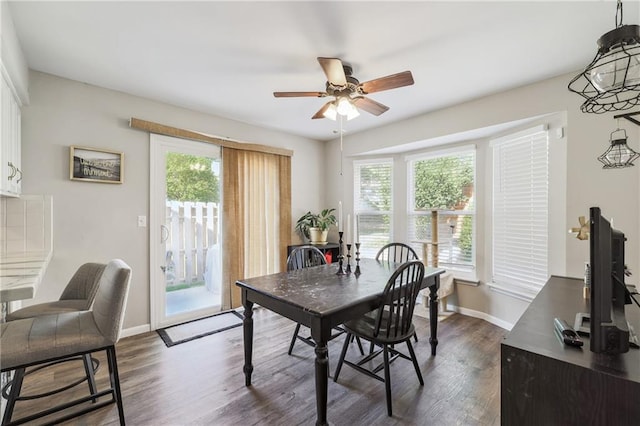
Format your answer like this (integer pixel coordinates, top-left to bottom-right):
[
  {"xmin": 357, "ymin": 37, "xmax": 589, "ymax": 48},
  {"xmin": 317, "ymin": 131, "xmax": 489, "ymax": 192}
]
[
  {"xmin": 598, "ymin": 128, "xmax": 640, "ymax": 168},
  {"xmin": 335, "ymin": 96, "xmax": 360, "ymax": 120},
  {"xmin": 336, "ymin": 97, "xmax": 354, "ymax": 115},
  {"xmin": 568, "ymin": 0, "xmax": 640, "ymax": 113},
  {"xmin": 323, "ymin": 102, "xmax": 338, "ymax": 120},
  {"xmin": 345, "ymin": 107, "xmax": 360, "ymax": 121}
]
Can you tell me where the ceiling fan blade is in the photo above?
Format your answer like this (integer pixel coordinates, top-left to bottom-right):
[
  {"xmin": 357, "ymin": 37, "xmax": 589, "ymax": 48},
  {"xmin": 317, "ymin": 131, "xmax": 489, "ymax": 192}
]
[
  {"xmin": 317, "ymin": 57, "xmax": 347, "ymax": 86},
  {"xmin": 312, "ymin": 101, "xmax": 333, "ymax": 119},
  {"xmin": 274, "ymin": 91, "xmax": 326, "ymax": 98},
  {"xmin": 360, "ymin": 71, "xmax": 414, "ymax": 94},
  {"xmin": 353, "ymin": 96, "xmax": 389, "ymax": 116}
]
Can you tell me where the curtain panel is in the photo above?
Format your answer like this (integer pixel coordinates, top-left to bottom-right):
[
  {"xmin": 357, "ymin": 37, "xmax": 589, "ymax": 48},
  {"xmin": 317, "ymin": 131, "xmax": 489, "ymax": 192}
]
[{"xmin": 222, "ymin": 148, "xmax": 291, "ymax": 309}]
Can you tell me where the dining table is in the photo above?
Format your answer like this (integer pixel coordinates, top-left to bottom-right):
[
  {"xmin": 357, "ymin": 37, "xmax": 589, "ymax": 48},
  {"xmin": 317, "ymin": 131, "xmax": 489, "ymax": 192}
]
[{"xmin": 235, "ymin": 258, "xmax": 445, "ymax": 426}]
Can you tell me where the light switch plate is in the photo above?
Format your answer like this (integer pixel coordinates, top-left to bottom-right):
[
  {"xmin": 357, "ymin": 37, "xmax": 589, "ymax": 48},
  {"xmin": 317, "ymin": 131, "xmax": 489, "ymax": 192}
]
[{"xmin": 137, "ymin": 215, "xmax": 147, "ymax": 227}]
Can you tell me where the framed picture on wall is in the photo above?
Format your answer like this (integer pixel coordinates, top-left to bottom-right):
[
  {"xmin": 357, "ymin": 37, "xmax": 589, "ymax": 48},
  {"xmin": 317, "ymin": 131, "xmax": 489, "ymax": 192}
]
[{"xmin": 69, "ymin": 145, "xmax": 123, "ymax": 184}]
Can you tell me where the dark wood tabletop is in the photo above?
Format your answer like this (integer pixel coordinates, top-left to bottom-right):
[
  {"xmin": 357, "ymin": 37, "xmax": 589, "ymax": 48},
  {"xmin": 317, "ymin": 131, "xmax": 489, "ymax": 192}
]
[{"xmin": 236, "ymin": 258, "xmax": 445, "ymax": 426}]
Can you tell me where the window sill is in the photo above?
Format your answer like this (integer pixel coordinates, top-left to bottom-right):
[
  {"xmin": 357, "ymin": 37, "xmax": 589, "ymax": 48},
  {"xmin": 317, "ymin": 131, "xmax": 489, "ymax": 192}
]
[
  {"xmin": 486, "ymin": 282, "xmax": 538, "ymax": 302},
  {"xmin": 443, "ymin": 269, "xmax": 479, "ymax": 286},
  {"xmin": 454, "ymin": 276, "xmax": 480, "ymax": 287}
]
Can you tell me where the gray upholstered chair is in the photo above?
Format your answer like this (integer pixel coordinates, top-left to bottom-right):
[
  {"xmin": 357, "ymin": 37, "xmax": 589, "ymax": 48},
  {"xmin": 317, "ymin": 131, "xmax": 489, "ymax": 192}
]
[
  {"xmin": 334, "ymin": 260, "xmax": 426, "ymax": 417},
  {"xmin": 4, "ymin": 262, "xmax": 107, "ymax": 404},
  {"xmin": 0, "ymin": 259, "xmax": 131, "ymax": 425},
  {"xmin": 7, "ymin": 262, "xmax": 106, "ymax": 320}
]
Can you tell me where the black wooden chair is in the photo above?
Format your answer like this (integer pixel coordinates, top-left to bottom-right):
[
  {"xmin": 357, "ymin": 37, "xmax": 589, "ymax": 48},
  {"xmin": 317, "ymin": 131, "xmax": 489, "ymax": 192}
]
[
  {"xmin": 286, "ymin": 245, "xmax": 330, "ymax": 355},
  {"xmin": 375, "ymin": 242, "xmax": 419, "ymax": 264},
  {"xmin": 374, "ymin": 242, "xmax": 420, "ymax": 348},
  {"xmin": 286, "ymin": 246, "xmax": 363, "ymax": 357},
  {"xmin": 333, "ymin": 260, "xmax": 425, "ymax": 417},
  {"xmin": 286, "ymin": 244, "xmax": 327, "ymax": 272}
]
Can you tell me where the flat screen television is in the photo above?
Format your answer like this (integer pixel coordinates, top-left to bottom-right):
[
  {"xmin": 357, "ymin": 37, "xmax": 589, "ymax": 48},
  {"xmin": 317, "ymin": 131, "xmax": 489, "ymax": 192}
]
[{"xmin": 585, "ymin": 206, "xmax": 630, "ymax": 354}]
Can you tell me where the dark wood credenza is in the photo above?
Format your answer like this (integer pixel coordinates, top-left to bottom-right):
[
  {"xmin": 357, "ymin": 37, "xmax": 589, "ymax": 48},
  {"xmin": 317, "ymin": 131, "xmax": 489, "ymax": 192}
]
[{"xmin": 501, "ymin": 275, "xmax": 640, "ymax": 425}]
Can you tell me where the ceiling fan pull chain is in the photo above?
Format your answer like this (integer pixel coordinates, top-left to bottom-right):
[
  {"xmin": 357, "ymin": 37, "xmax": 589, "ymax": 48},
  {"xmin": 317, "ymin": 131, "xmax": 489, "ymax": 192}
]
[{"xmin": 340, "ymin": 115, "xmax": 344, "ymax": 177}]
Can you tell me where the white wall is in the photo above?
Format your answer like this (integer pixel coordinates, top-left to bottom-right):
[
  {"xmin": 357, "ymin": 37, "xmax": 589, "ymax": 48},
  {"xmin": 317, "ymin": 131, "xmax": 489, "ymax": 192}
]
[
  {"xmin": 324, "ymin": 73, "xmax": 639, "ymax": 328},
  {"xmin": 20, "ymin": 71, "xmax": 324, "ymax": 331}
]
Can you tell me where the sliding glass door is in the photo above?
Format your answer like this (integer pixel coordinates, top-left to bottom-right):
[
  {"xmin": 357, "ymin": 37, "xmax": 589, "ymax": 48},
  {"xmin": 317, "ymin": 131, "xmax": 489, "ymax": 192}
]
[{"xmin": 150, "ymin": 134, "xmax": 222, "ymax": 329}]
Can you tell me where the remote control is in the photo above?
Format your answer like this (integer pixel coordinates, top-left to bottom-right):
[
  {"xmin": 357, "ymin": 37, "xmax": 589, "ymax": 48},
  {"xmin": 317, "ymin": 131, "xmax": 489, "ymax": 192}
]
[{"xmin": 554, "ymin": 317, "xmax": 583, "ymax": 347}]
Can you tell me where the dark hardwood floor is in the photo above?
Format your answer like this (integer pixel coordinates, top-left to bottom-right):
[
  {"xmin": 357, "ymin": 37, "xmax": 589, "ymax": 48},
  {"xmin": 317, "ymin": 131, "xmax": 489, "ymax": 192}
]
[{"xmin": 9, "ymin": 309, "xmax": 506, "ymax": 425}]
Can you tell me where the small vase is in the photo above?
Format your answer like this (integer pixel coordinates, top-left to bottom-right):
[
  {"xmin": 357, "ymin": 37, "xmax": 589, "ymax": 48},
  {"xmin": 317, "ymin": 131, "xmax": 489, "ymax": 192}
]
[{"xmin": 309, "ymin": 228, "xmax": 328, "ymax": 245}]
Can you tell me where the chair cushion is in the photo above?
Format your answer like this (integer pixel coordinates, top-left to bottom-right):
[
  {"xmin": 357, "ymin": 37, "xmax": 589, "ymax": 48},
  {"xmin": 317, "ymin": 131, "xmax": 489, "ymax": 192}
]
[
  {"xmin": 6, "ymin": 300, "xmax": 88, "ymax": 321},
  {"xmin": 0, "ymin": 311, "xmax": 112, "ymax": 371}
]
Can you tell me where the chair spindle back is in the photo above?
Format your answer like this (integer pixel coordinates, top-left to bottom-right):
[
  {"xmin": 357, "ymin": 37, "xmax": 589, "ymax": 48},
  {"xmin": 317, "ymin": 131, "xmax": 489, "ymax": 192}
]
[
  {"xmin": 375, "ymin": 243, "xmax": 419, "ymax": 264},
  {"xmin": 287, "ymin": 245, "xmax": 327, "ymax": 271},
  {"xmin": 374, "ymin": 260, "xmax": 425, "ymax": 341}
]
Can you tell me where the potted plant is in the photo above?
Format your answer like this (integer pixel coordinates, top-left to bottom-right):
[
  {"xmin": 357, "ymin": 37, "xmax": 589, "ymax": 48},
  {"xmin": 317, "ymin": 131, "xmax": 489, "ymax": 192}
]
[{"xmin": 295, "ymin": 208, "xmax": 337, "ymax": 244}]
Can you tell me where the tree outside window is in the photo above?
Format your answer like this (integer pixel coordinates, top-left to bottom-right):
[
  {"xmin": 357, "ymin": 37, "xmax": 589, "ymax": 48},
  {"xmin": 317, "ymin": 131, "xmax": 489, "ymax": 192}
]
[
  {"xmin": 409, "ymin": 149, "xmax": 475, "ymax": 269},
  {"xmin": 166, "ymin": 153, "xmax": 220, "ymax": 202}
]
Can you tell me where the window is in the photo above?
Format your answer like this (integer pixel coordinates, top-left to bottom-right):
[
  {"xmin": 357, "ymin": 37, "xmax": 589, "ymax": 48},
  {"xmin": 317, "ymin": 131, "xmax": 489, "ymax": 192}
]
[
  {"xmin": 354, "ymin": 159, "xmax": 393, "ymax": 259},
  {"xmin": 407, "ymin": 146, "xmax": 476, "ymax": 275},
  {"xmin": 491, "ymin": 126, "xmax": 549, "ymax": 299}
]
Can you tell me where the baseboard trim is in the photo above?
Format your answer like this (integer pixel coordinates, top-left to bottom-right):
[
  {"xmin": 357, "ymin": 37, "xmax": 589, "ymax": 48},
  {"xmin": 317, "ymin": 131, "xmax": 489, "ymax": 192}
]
[
  {"xmin": 121, "ymin": 324, "xmax": 151, "ymax": 338},
  {"xmin": 448, "ymin": 305, "xmax": 513, "ymax": 331}
]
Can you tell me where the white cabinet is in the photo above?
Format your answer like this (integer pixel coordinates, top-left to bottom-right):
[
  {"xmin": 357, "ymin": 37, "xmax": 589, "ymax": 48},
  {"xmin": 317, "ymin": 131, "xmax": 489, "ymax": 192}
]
[{"xmin": 0, "ymin": 72, "xmax": 22, "ymax": 197}]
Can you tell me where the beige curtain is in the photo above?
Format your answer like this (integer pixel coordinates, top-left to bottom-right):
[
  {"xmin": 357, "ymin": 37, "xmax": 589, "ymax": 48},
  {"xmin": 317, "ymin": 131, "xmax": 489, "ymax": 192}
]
[{"xmin": 222, "ymin": 148, "xmax": 291, "ymax": 309}]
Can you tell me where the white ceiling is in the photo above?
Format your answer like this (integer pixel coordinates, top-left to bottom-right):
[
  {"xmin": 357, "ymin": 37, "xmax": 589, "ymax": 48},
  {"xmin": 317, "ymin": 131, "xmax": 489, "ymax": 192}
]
[{"xmin": 7, "ymin": 1, "xmax": 640, "ymax": 142}]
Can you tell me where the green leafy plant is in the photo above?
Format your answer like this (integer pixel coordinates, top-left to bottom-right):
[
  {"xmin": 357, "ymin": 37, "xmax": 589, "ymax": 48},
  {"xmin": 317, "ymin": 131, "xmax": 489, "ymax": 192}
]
[
  {"xmin": 295, "ymin": 208, "xmax": 337, "ymax": 240},
  {"xmin": 166, "ymin": 153, "xmax": 220, "ymax": 202},
  {"xmin": 459, "ymin": 215, "xmax": 473, "ymax": 258},
  {"xmin": 413, "ymin": 156, "xmax": 473, "ymax": 210}
]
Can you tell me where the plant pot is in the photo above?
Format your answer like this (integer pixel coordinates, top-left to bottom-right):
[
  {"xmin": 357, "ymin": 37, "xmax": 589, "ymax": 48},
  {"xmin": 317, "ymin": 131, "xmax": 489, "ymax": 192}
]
[{"xmin": 309, "ymin": 228, "xmax": 328, "ymax": 245}]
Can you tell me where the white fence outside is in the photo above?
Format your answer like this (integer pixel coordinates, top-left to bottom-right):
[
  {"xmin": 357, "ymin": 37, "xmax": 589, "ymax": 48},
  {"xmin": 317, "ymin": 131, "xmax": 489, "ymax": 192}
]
[{"xmin": 164, "ymin": 201, "xmax": 220, "ymax": 289}]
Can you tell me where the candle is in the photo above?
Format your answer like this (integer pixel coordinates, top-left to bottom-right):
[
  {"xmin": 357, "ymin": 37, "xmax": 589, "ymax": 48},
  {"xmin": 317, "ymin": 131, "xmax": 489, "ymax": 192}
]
[
  {"xmin": 338, "ymin": 201, "xmax": 343, "ymax": 232},
  {"xmin": 346, "ymin": 214, "xmax": 351, "ymax": 244},
  {"xmin": 354, "ymin": 214, "xmax": 358, "ymax": 243}
]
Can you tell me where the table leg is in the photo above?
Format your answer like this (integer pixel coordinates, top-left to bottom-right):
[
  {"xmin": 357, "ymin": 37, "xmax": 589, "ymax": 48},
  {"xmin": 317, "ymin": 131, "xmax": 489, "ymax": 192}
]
[
  {"xmin": 429, "ymin": 276, "xmax": 440, "ymax": 356},
  {"xmin": 314, "ymin": 340, "xmax": 329, "ymax": 426},
  {"xmin": 242, "ymin": 298, "xmax": 254, "ymax": 387}
]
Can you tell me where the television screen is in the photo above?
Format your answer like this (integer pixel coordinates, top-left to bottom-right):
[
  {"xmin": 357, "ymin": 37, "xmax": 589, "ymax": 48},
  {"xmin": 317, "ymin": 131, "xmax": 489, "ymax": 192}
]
[{"xmin": 588, "ymin": 207, "xmax": 629, "ymax": 354}]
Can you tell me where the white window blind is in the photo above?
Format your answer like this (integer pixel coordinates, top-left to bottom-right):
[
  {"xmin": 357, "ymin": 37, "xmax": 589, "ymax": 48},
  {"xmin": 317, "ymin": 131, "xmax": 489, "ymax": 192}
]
[
  {"xmin": 491, "ymin": 127, "xmax": 549, "ymax": 297},
  {"xmin": 407, "ymin": 146, "xmax": 476, "ymax": 273},
  {"xmin": 354, "ymin": 159, "xmax": 393, "ymax": 259}
]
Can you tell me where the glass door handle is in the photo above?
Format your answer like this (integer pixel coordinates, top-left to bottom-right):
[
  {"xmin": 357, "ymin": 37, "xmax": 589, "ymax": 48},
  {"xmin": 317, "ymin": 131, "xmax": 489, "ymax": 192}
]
[{"xmin": 160, "ymin": 225, "xmax": 169, "ymax": 243}]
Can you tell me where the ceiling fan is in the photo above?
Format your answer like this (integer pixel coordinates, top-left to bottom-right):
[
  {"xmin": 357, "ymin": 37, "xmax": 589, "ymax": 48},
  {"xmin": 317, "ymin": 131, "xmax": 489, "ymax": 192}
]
[{"xmin": 273, "ymin": 57, "xmax": 414, "ymax": 120}]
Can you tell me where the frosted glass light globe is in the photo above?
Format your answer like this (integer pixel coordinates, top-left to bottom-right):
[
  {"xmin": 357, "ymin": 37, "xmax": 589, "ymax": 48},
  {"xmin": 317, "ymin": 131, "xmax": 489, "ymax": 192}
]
[{"xmin": 590, "ymin": 48, "xmax": 640, "ymax": 92}]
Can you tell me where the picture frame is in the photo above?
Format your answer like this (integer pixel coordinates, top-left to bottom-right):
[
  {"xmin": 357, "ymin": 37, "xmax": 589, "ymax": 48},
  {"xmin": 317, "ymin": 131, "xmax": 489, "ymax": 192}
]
[{"xmin": 69, "ymin": 145, "xmax": 123, "ymax": 184}]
